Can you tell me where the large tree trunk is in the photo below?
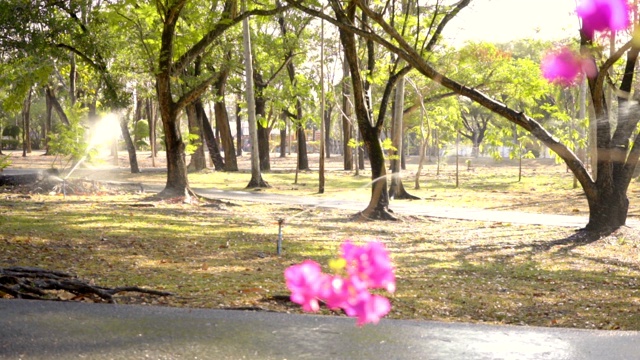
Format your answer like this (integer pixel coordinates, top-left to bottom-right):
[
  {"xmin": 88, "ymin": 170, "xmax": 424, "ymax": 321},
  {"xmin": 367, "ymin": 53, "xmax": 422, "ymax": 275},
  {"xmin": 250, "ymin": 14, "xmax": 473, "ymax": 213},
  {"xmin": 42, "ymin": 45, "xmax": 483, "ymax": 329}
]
[
  {"xmin": 334, "ymin": 0, "xmax": 393, "ymax": 220},
  {"xmin": 158, "ymin": 102, "xmax": 190, "ymax": 197},
  {"xmin": 156, "ymin": 3, "xmax": 191, "ymax": 199},
  {"xmin": 584, "ymin": 170, "xmax": 629, "ymax": 232}
]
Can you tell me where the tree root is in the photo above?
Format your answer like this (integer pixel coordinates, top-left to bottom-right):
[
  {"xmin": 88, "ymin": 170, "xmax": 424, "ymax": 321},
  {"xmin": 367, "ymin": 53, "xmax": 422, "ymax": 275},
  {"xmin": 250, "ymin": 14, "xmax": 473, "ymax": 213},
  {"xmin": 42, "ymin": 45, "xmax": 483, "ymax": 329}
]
[
  {"xmin": 246, "ymin": 175, "xmax": 270, "ymax": 189},
  {"xmin": 352, "ymin": 207, "xmax": 398, "ymax": 221},
  {"xmin": 0, "ymin": 266, "xmax": 173, "ymax": 304}
]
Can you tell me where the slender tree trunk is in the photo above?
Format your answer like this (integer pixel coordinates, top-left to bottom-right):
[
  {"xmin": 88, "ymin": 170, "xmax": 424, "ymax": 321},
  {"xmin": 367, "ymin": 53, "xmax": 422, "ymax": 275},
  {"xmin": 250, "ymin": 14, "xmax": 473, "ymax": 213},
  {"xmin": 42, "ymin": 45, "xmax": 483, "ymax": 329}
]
[
  {"xmin": 187, "ymin": 103, "xmax": 207, "ymax": 171},
  {"xmin": 256, "ymin": 96, "xmax": 271, "ymax": 171},
  {"xmin": 213, "ymin": 65, "xmax": 238, "ymax": 171},
  {"xmin": 296, "ymin": 124, "xmax": 309, "ymax": 170},
  {"xmin": 46, "ymin": 86, "xmax": 70, "ymax": 126},
  {"xmin": 197, "ymin": 100, "xmax": 225, "ymax": 171},
  {"xmin": 44, "ymin": 86, "xmax": 53, "ymax": 154},
  {"xmin": 280, "ymin": 112, "xmax": 287, "ymax": 158},
  {"xmin": 242, "ymin": 0, "xmax": 268, "ymax": 188},
  {"xmin": 236, "ymin": 100, "xmax": 243, "ymax": 156},
  {"xmin": 388, "ymin": 75, "xmax": 418, "ymax": 200},
  {"xmin": 146, "ymin": 98, "xmax": 157, "ymax": 167},
  {"xmin": 69, "ymin": 53, "xmax": 76, "ymax": 106},
  {"xmin": 319, "ymin": 15, "xmax": 325, "ymax": 194},
  {"xmin": 22, "ymin": 88, "xmax": 32, "ymax": 157},
  {"xmin": 342, "ymin": 52, "xmax": 353, "ymax": 171},
  {"xmin": 120, "ymin": 111, "xmax": 140, "ymax": 174}
]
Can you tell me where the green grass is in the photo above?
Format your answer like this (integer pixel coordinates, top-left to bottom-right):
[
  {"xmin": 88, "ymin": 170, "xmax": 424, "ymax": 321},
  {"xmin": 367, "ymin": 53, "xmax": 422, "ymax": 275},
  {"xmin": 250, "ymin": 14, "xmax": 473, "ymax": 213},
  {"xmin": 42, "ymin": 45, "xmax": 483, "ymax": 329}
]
[{"xmin": 2, "ymin": 190, "xmax": 640, "ymax": 330}]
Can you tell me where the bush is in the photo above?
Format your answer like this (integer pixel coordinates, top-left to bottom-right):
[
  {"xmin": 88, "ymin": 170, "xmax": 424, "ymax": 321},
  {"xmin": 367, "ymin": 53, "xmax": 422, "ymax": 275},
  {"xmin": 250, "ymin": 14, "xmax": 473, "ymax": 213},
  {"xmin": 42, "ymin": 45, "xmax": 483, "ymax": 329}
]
[{"xmin": 1, "ymin": 139, "xmax": 20, "ymax": 150}]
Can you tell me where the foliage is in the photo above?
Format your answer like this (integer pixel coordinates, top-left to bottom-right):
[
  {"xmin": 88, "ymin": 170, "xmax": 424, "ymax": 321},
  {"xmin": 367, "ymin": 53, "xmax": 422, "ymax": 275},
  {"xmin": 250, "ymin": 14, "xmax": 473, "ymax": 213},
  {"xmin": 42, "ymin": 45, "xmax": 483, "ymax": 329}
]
[
  {"xmin": 0, "ymin": 154, "xmax": 11, "ymax": 170},
  {"xmin": 2, "ymin": 124, "xmax": 20, "ymax": 138},
  {"xmin": 185, "ymin": 132, "xmax": 202, "ymax": 156},
  {"xmin": 347, "ymin": 138, "xmax": 364, "ymax": 148},
  {"xmin": 134, "ymin": 120, "xmax": 150, "ymax": 148},
  {"xmin": 47, "ymin": 109, "xmax": 96, "ymax": 162}
]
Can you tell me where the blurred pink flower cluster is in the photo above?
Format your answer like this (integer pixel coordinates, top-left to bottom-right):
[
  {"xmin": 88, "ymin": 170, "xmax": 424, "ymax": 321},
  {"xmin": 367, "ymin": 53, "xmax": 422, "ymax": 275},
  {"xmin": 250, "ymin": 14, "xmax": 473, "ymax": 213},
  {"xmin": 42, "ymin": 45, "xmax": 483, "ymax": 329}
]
[
  {"xmin": 541, "ymin": 0, "xmax": 630, "ymax": 86},
  {"xmin": 541, "ymin": 48, "xmax": 597, "ymax": 86},
  {"xmin": 577, "ymin": 0, "xmax": 630, "ymax": 40},
  {"xmin": 284, "ymin": 240, "xmax": 396, "ymax": 326}
]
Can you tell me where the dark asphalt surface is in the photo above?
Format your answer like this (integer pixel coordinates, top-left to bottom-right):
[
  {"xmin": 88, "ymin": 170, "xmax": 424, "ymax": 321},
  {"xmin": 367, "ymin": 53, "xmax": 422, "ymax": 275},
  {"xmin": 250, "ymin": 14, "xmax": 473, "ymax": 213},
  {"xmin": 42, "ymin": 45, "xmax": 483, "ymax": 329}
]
[
  {"xmin": 4, "ymin": 170, "xmax": 640, "ymax": 359},
  {"xmin": 2, "ymin": 299, "xmax": 640, "ymax": 360}
]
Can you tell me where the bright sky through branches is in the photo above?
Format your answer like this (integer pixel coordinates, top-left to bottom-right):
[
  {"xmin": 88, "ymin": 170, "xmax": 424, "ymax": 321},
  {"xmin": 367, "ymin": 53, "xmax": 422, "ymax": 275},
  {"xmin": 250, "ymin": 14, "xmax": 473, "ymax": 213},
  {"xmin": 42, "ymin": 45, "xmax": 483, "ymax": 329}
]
[{"xmin": 445, "ymin": 0, "xmax": 580, "ymax": 45}]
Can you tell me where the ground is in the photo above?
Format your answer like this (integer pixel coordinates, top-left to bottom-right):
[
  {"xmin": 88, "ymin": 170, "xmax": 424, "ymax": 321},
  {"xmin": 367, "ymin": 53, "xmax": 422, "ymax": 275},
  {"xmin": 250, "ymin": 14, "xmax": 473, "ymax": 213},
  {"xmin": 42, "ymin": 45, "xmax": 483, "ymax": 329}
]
[{"xmin": 1, "ymin": 149, "xmax": 640, "ymax": 330}]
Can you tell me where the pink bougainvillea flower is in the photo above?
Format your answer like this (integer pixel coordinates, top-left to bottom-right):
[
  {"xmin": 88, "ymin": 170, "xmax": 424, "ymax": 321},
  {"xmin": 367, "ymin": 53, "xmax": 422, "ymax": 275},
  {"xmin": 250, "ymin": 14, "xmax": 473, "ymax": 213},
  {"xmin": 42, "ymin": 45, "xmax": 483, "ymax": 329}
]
[
  {"xmin": 318, "ymin": 275, "xmax": 351, "ymax": 310},
  {"xmin": 343, "ymin": 292, "xmax": 392, "ymax": 326},
  {"xmin": 576, "ymin": 0, "xmax": 630, "ymax": 39},
  {"xmin": 284, "ymin": 260, "xmax": 329, "ymax": 312},
  {"xmin": 541, "ymin": 47, "xmax": 597, "ymax": 86},
  {"xmin": 284, "ymin": 240, "xmax": 396, "ymax": 326},
  {"xmin": 341, "ymin": 241, "xmax": 396, "ymax": 293}
]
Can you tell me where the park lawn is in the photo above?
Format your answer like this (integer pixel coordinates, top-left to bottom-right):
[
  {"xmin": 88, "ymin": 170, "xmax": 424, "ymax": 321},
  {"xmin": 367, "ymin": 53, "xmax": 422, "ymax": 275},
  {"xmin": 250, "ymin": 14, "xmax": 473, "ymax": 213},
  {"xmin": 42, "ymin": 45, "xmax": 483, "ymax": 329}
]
[
  {"xmin": 71, "ymin": 155, "xmax": 602, "ymax": 216},
  {"xmin": 1, "ymin": 191, "xmax": 640, "ymax": 330}
]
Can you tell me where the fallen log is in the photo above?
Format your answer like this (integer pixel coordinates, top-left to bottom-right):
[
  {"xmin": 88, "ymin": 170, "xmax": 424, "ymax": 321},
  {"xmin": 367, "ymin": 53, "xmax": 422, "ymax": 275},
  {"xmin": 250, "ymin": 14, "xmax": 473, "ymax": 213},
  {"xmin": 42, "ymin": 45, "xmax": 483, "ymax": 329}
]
[{"xmin": 0, "ymin": 266, "xmax": 173, "ymax": 304}]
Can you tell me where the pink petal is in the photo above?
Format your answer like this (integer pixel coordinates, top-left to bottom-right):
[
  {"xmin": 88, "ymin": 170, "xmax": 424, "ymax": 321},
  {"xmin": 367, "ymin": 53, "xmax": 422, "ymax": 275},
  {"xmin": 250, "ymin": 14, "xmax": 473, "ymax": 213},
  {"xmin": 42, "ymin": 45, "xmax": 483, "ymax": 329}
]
[
  {"xmin": 348, "ymin": 294, "xmax": 392, "ymax": 326},
  {"xmin": 541, "ymin": 48, "xmax": 584, "ymax": 86},
  {"xmin": 577, "ymin": 0, "xmax": 630, "ymax": 39},
  {"xmin": 341, "ymin": 241, "xmax": 396, "ymax": 292},
  {"xmin": 284, "ymin": 260, "xmax": 328, "ymax": 312}
]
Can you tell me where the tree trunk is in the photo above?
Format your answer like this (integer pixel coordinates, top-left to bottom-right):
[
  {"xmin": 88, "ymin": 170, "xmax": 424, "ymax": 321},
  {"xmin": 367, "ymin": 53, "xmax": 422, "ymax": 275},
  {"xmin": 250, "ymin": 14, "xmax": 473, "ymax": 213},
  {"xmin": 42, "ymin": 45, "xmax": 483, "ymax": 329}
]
[
  {"xmin": 44, "ymin": 86, "xmax": 53, "ymax": 154},
  {"xmin": 145, "ymin": 98, "xmax": 157, "ymax": 167},
  {"xmin": 585, "ymin": 180, "xmax": 629, "ymax": 232},
  {"xmin": 69, "ymin": 53, "xmax": 76, "ymax": 106},
  {"xmin": 256, "ymin": 99, "xmax": 271, "ymax": 172},
  {"xmin": 236, "ymin": 100, "xmax": 243, "ymax": 156},
  {"xmin": 213, "ymin": 65, "xmax": 238, "ymax": 171},
  {"xmin": 196, "ymin": 100, "xmax": 225, "ymax": 171},
  {"xmin": 342, "ymin": 53, "xmax": 354, "ymax": 171},
  {"xmin": 334, "ymin": 0, "xmax": 393, "ymax": 220},
  {"xmin": 46, "ymin": 87, "xmax": 70, "ymax": 126},
  {"xmin": 324, "ymin": 105, "xmax": 332, "ymax": 158},
  {"xmin": 22, "ymin": 88, "xmax": 32, "ymax": 157},
  {"xmin": 388, "ymin": 76, "xmax": 418, "ymax": 200},
  {"xmin": 159, "ymin": 103, "xmax": 190, "ymax": 197},
  {"xmin": 186, "ymin": 103, "xmax": 207, "ymax": 171},
  {"xmin": 296, "ymin": 125, "xmax": 309, "ymax": 170},
  {"xmin": 156, "ymin": 5, "xmax": 191, "ymax": 199},
  {"xmin": 253, "ymin": 73, "xmax": 271, "ymax": 172},
  {"xmin": 242, "ymin": 0, "xmax": 268, "ymax": 188},
  {"xmin": 280, "ymin": 124, "xmax": 287, "ymax": 158},
  {"xmin": 120, "ymin": 112, "xmax": 140, "ymax": 174}
]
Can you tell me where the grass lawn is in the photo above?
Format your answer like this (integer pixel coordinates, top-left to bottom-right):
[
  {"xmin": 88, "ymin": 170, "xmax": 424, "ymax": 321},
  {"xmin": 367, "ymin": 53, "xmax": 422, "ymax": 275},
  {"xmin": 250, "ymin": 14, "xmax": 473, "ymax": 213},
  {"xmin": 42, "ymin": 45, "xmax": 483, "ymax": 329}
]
[{"xmin": 2, "ymin": 150, "xmax": 640, "ymax": 330}]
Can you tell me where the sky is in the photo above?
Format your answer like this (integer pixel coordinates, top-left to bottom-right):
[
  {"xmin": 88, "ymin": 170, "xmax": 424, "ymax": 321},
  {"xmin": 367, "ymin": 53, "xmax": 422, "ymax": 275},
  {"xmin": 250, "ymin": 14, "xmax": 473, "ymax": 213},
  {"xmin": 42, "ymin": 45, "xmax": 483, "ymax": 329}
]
[{"xmin": 445, "ymin": 0, "xmax": 580, "ymax": 45}]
